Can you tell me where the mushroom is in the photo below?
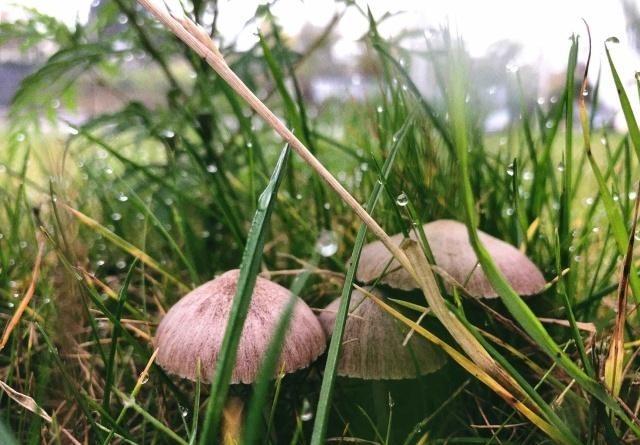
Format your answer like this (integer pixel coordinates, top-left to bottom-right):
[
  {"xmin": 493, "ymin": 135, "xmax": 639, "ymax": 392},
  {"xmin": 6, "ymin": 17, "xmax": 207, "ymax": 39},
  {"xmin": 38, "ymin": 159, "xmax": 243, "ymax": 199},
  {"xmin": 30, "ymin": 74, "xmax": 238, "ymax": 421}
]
[
  {"xmin": 154, "ymin": 269, "xmax": 326, "ymax": 384},
  {"xmin": 356, "ymin": 219, "xmax": 545, "ymax": 298},
  {"xmin": 318, "ymin": 287, "xmax": 445, "ymax": 379}
]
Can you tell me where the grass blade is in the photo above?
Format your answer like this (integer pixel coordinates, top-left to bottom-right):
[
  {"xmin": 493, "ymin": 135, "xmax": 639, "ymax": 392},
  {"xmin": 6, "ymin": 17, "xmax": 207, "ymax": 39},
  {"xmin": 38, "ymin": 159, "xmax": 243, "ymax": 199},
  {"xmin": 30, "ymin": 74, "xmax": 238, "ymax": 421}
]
[
  {"xmin": 310, "ymin": 118, "xmax": 411, "ymax": 445},
  {"xmin": 242, "ymin": 293, "xmax": 297, "ymax": 445},
  {"xmin": 199, "ymin": 144, "xmax": 290, "ymax": 444}
]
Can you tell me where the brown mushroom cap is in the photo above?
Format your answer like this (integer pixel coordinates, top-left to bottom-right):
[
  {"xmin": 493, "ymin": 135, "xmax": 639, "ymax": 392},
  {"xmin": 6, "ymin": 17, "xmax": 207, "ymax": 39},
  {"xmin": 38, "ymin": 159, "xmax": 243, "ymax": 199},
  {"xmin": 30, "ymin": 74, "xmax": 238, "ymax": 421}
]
[
  {"xmin": 356, "ymin": 219, "xmax": 546, "ymax": 298},
  {"xmin": 318, "ymin": 288, "xmax": 445, "ymax": 379},
  {"xmin": 154, "ymin": 269, "xmax": 326, "ymax": 384}
]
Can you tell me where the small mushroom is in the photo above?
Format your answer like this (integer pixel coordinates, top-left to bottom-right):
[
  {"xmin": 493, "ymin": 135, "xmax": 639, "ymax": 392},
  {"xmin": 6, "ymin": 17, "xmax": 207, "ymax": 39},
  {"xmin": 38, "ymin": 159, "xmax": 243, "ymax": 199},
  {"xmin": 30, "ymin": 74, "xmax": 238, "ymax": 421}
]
[
  {"xmin": 154, "ymin": 269, "xmax": 326, "ymax": 384},
  {"xmin": 318, "ymin": 288, "xmax": 445, "ymax": 379},
  {"xmin": 357, "ymin": 219, "xmax": 545, "ymax": 298}
]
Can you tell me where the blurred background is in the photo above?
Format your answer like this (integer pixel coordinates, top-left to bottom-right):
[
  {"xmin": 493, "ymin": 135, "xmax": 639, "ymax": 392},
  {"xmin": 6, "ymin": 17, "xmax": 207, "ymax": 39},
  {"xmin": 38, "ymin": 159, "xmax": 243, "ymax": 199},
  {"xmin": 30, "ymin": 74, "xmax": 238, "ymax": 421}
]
[{"xmin": 2, "ymin": 0, "xmax": 640, "ymax": 131}]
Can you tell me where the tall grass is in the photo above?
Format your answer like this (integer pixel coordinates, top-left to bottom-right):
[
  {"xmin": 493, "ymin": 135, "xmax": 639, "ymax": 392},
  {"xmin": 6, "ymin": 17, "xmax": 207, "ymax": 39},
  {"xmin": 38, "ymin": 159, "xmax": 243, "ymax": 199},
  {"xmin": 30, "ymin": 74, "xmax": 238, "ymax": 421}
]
[{"xmin": 1, "ymin": 1, "xmax": 640, "ymax": 443}]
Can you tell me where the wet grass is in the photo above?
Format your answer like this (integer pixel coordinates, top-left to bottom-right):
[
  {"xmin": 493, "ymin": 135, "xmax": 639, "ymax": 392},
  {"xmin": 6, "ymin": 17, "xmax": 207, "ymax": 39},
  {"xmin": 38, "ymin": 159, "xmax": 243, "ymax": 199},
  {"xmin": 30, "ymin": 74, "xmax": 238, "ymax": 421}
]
[{"xmin": 1, "ymin": 2, "xmax": 640, "ymax": 444}]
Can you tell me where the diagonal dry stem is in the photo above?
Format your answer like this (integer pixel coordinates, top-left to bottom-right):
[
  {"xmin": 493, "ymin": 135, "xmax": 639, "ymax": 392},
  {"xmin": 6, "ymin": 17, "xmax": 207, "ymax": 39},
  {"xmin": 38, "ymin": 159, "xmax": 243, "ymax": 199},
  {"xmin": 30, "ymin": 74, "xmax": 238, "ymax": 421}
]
[{"xmin": 136, "ymin": 0, "xmax": 417, "ymax": 283}]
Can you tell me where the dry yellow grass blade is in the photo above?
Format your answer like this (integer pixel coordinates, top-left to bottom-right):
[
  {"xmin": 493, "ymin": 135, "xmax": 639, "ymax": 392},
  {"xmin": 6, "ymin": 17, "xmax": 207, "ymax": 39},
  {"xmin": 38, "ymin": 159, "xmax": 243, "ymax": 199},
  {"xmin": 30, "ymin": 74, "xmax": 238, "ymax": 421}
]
[
  {"xmin": 356, "ymin": 286, "xmax": 571, "ymax": 445},
  {"xmin": 0, "ymin": 380, "xmax": 81, "ymax": 444},
  {"xmin": 64, "ymin": 204, "xmax": 189, "ymax": 291},
  {"xmin": 402, "ymin": 240, "xmax": 522, "ymax": 393},
  {"xmin": 0, "ymin": 233, "xmax": 45, "ymax": 351},
  {"xmin": 604, "ymin": 182, "xmax": 640, "ymax": 396},
  {"xmin": 135, "ymin": 0, "xmax": 417, "ymax": 286}
]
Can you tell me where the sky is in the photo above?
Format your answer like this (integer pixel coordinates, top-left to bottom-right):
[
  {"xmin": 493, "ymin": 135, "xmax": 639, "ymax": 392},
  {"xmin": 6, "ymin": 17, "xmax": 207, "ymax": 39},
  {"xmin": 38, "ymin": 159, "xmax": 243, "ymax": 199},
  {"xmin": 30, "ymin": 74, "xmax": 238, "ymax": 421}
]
[{"xmin": 6, "ymin": 0, "xmax": 640, "ymax": 120}]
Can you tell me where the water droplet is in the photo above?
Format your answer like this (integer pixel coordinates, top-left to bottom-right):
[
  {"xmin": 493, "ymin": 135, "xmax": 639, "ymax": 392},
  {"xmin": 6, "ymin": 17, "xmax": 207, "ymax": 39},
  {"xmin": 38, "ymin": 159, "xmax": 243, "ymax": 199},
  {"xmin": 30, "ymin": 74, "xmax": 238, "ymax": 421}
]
[
  {"xmin": 630, "ymin": 191, "xmax": 638, "ymax": 201},
  {"xmin": 15, "ymin": 132, "xmax": 25, "ymax": 142},
  {"xmin": 582, "ymin": 89, "xmax": 589, "ymax": 97},
  {"xmin": 557, "ymin": 162, "xmax": 565, "ymax": 172},
  {"xmin": 376, "ymin": 106, "xmax": 383, "ymax": 113},
  {"xmin": 160, "ymin": 129, "xmax": 175, "ymax": 138},
  {"xmin": 360, "ymin": 162, "xmax": 369, "ymax": 172},
  {"xmin": 315, "ymin": 230, "xmax": 338, "ymax": 257},
  {"xmin": 323, "ymin": 202, "xmax": 331, "ymax": 210},
  {"xmin": 96, "ymin": 260, "xmax": 105, "ymax": 267},
  {"xmin": 116, "ymin": 260, "xmax": 127, "ymax": 269},
  {"xmin": 573, "ymin": 255, "xmax": 582, "ymax": 262},
  {"xmin": 19, "ymin": 240, "xmax": 27, "ymax": 249},
  {"xmin": 545, "ymin": 121, "xmax": 553, "ymax": 129},
  {"xmin": 388, "ymin": 393, "xmax": 395, "ymax": 408},
  {"xmin": 111, "ymin": 213, "xmax": 122, "ymax": 221},
  {"xmin": 505, "ymin": 63, "xmax": 519, "ymax": 73},
  {"xmin": 506, "ymin": 163, "xmax": 514, "ymax": 177},
  {"xmin": 505, "ymin": 207, "xmax": 515, "ymax": 216},
  {"xmin": 206, "ymin": 164, "xmax": 218, "ymax": 173},
  {"xmin": 606, "ymin": 36, "xmax": 620, "ymax": 44},
  {"xmin": 7, "ymin": 303, "xmax": 14, "ymax": 308},
  {"xmin": 118, "ymin": 13, "xmax": 129, "ymax": 24},
  {"xmin": 396, "ymin": 193, "xmax": 409, "ymax": 207},
  {"xmin": 179, "ymin": 405, "xmax": 188, "ymax": 417},
  {"xmin": 522, "ymin": 171, "xmax": 533, "ymax": 181},
  {"xmin": 584, "ymin": 197, "xmax": 594, "ymax": 206},
  {"xmin": 117, "ymin": 193, "xmax": 129, "ymax": 202},
  {"xmin": 537, "ymin": 97, "xmax": 545, "ymax": 105},
  {"xmin": 201, "ymin": 230, "xmax": 210, "ymax": 238},
  {"xmin": 300, "ymin": 398, "xmax": 313, "ymax": 421},
  {"xmin": 295, "ymin": 193, "xmax": 302, "ymax": 200}
]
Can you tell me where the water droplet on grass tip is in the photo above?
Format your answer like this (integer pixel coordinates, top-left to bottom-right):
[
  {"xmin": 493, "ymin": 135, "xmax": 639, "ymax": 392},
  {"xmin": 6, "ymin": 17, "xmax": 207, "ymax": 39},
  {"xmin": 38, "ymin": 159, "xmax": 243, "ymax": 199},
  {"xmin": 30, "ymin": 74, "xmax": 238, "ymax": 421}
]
[
  {"xmin": 396, "ymin": 193, "xmax": 409, "ymax": 207},
  {"xmin": 315, "ymin": 230, "xmax": 338, "ymax": 257},
  {"xmin": 557, "ymin": 162, "xmax": 565, "ymax": 172},
  {"xmin": 506, "ymin": 163, "xmax": 514, "ymax": 176},
  {"xmin": 206, "ymin": 164, "xmax": 218, "ymax": 173},
  {"xmin": 605, "ymin": 36, "xmax": 620, "ymax": 44}
]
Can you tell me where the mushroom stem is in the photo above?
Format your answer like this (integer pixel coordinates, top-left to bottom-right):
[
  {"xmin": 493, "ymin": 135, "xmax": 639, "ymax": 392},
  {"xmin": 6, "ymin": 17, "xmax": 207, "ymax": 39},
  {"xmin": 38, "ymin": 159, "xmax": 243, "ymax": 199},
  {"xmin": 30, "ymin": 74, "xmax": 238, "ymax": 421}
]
[
  {"xmin": 135, "ymin": 0, "xmax": 418, "ymax": 285},
  {"xmin": 222, "ymin": 396, "xmax": 244, "ymax": 445}
]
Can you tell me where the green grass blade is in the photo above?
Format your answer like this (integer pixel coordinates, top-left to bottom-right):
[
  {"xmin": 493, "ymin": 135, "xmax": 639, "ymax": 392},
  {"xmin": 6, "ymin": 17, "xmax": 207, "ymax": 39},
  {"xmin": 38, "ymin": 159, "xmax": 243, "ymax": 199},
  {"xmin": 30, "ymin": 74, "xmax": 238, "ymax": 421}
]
[
  {"xmin": 102, "ymin": 259, "xmax": 138, "ymax": 414},
  {"xmin": 198, "ymin": 144, "xmax": 291, "ymax": 444},
  {"xmin": 605, "ymin": 39, "xmax": 640, "ymax": 160},
  {"xmin": 310, "ymin": 118, "xmax": 412, "ymax": 445},
  {"xmin": 242, "ymin": 293, "xmax": 297, "ymax": 445}
]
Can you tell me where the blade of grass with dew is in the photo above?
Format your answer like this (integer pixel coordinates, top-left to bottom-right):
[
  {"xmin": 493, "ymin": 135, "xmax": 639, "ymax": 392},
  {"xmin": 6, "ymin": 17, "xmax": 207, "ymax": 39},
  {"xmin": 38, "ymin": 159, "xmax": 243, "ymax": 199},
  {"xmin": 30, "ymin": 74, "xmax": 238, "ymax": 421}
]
[
  {"xmin": 102, "ymin": 259, "xmax": 138, "ymax": 414},
  {"xmin": 579, "ymin": 31, "xmax": 640, "ymax": 302},
  {"xmin": 310, "ymin": 117, "xmax": 412, "ymax": 445},
  {"xmin": 102, "ymin": 349, "xmax": 159, "ymax": 445},
  {"xmin": 199, "ymin": 144, "xmax": 290, "ymax": 444},
  {"xmin": 111, "ymin": 388, "xmax": 187, "ymax": 445},
  {"xmin": 447, "ymin": 39, "xmax": 640, "ymax": 435},
  {"xmin": 358, "ymin": 287, "xmax": 575, "ymax": 445},
  {"xmin": 242, "ymin": 293, "xmax": 297, "ymax": 445}
]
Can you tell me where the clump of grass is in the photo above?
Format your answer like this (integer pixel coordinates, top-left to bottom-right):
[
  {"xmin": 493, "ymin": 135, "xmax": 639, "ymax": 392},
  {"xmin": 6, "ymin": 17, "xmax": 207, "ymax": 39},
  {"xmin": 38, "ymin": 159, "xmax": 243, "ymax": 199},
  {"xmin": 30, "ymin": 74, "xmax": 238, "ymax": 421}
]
[{"xmin": 2, "ymin": 1, "xmax": 640, "ymax": 444}]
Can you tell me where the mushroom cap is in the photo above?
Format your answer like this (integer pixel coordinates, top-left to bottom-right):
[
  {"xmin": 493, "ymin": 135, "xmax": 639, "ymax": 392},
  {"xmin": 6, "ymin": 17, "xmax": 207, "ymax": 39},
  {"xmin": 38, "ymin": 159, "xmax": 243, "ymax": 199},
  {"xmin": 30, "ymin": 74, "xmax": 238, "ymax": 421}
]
[
  {"xmin": 154, "ymin": 269, "xmax": 326, "ymax": 384},
  {"xmin": 318, "ymin": 288, "xmax": 445, "ymax": 379},
  {"xmin": 356, "ymin": 219, "xmax": 546, "ymax": 298}
]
